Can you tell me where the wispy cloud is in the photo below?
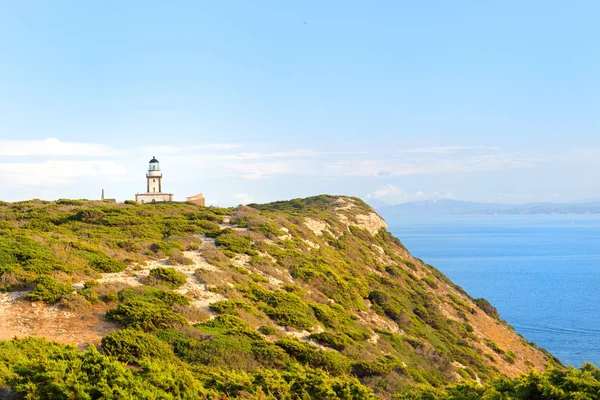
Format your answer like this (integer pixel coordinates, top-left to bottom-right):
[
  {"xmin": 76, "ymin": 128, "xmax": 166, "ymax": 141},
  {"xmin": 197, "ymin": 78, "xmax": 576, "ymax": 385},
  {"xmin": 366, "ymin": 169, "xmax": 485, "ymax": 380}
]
[
  {"xmin": 0, "ymin": 160, "xmax": 126, "ymax": 185},
  {"xmin": 232, "ymin": 193, "xmax": 254, "ymax": 205},
  {"xmin": 141, "ymin": 143, "xmax": 245, "ymax": 154},
  {"xmin": 404, "ymin": 145, "xmax": 498, "ymax": 154},
  {"xmin": 0, "ymin": 138, "xmax": 120, "ymax": 156},
  {"xmin": 324, "ymin": 153, "xmax": 536, "ymax": 178},
  {"xmin": 166, "ymin": 143, "xmax": 539, "ymax": 180},
  {"xmin": 367, "ymin": 184, "xmax": 455, "ymax": 204},
  {"xmin": 190, "ymin": 149, "xmax": 368, "ymax": 161},
  {"xmin": 227, "ymin": 161, "xmax": 296, "ymax": 179}
]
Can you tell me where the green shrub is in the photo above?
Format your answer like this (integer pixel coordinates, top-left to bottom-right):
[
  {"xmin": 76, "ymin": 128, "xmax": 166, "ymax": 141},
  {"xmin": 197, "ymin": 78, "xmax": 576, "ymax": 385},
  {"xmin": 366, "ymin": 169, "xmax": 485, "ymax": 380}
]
[
  {"xmin": 59, "ymin": 293, "xmax": 91, "ymax": 312},
  {"xmin": 209, "ymin": 299, "xmax": 252, "ymax": 315},
  {"xmin": 351, "ymin": 355, "xmax": 403, "ymax": 378},
  {"xmin": 83, "ymin": 252, "xmax": 126, "ymax": 273},
  {"xmin": 0, "ymin": 338, "xmax": 195, "ymax": 399},
  {"xmin": 83, "ymin": 280, "xmax": 99, "ymax": 288},
  {"xmin": 275, "ymin": 338, "xmax": 350, "ymax": 376},
  {"xmin": 26, "ymin": 275, "xmax": 72, "ymax": 303},
  {"xmin": 368, "ymin": 290, "xmax": 410, "ymax": 326},
  {"xmin": 150, "ymin": 241, "xmax": 184, "ymax": 257},
  {"xmin": 106, "ymin": 298, "xmax": 187, "ymax": 331},
  {"xmin": 505, "ymin": 350, "xmax": 516, "ymax": 364},
  {"xmin": 484, "ymin": 339, "xmax": 505, "ymax": 355},
  {"xmin": 250, "ymin": 341, "xmax": 291, "ymax": 369},
  {"xmin": 117, "ymin": 287, "xmax": 190, "ymax": 307},
  {"xmin": 204, "ymin": 364, "xmax": 374, "ymax": 399},
  {"xmin": 244, "ymin": 286, "xmax": 316, "ymax": 330},
  {"xmin": 258, "ymin": 325, "xmax": 278, "ymax": 335},
  {"xmin": 101, "ymin": 328, "xmax": 175, "ymax": 363},
  {"xmin": 79, "ymin": 288, "xmax": 100, "ymax": 304},
  {"xmin": 56, "ymin": 198, "xmax": 85, "ymax": 205},
  {"xmin": 199, "ymin": 314, "xmax": 252, "ymax": 332},
  {"xmin": 194, "ymin": 220, "xmax": 222, "ymax": 236},
  {"xmin": 148, "ymin": 267, "xmax": 187, "ymax": 289},
  {"xmin": 215, "ymin": 229, "xmax": 253, "ymax": 255},
  {"xmin": 309, "ymin": 332, "xmax": 352, "ymax": 351},
  {"xmin": 423, "ymin": 277, "xmax": 438, "ymax": 289},
  {"xmin": 166, "ymin": 250, "xmax": 195, "ymax": 266},
  {"xmin": 474, "ymin": 298, "xmax": 500, "ymax": 319}
]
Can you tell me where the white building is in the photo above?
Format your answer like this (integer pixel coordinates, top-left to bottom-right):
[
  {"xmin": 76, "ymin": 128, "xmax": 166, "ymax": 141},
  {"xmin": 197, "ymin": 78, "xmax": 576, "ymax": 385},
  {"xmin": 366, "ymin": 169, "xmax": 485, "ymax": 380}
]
[
  {"xmin": 186, "ymin": 193, "xmax": 206, "ymax": 206},
  {"xmin": 135, "ymin": 157, "xmax": 174, "ymax": 203}
]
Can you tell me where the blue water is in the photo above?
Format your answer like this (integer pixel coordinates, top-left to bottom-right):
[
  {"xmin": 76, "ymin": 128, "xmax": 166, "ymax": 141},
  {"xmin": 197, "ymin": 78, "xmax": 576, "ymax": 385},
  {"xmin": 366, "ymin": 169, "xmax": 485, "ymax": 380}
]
[{"xmin": 389, "ymin": 215, "xmax": 600, "ymax": 368}]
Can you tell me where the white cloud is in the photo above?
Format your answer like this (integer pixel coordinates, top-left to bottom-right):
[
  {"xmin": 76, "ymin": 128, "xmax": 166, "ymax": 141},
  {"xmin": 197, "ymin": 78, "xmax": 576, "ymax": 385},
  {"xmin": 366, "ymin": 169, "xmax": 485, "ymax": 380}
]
[
  {"xmin": 227, "ymin": 161, "xmax": 297, "ymax": 179},
  {"xmin": 325, "ymin": 153, "xmax": 536, "ymax": 177},
  {"xmin": 367, "ymin": 184, "xmax": 455, "ymax": 204},
  {"xmin": 186, "ymin": 149, "xmax": 367, "ymax": 162},
  {"xmin": 404, "ymin": 146, "xmax": 498, "ymax": 154},
  {"xmin": 232, "ymin": 193, "xmax": 254, "ymax": 205},
  {"xmin": 171, "ymin": 144, "xmax": 536, "ymax": 181},
  {"xmin": 0, "ymin": 138, "xmax": 120, "ymax": 156},
  {"xmin": 0, "ymin": 160, "xmax": 126, "ymax": 185},
  {"xmin": 141, "ymin": 143, "xmax": 245, "ymax": 155}
]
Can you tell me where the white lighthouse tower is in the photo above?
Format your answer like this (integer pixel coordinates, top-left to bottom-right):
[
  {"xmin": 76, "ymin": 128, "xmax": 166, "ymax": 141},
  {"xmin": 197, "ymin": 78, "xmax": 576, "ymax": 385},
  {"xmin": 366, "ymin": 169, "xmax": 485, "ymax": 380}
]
[
  {"xmin": 147, "ymin": 156, "xmax": 162, "ymax": 193},
  {"xmin": 135, "ymin": 157, "xmax": 174, "ymax": 203}
]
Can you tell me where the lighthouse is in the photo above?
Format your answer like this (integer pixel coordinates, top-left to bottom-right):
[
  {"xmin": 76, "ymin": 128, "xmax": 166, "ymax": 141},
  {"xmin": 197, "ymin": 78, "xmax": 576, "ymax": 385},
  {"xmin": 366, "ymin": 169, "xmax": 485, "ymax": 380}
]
[{"xmin": 135, "ymin": 157, "xmax": 174, "ymax": 203}]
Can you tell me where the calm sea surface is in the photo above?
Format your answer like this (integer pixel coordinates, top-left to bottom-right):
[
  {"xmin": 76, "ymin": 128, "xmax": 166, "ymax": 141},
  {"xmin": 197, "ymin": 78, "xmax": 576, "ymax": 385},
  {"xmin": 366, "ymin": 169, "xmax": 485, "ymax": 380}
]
[{"xmin": 388, "ymin": 215, "xmax": 600, "ymax": 368}]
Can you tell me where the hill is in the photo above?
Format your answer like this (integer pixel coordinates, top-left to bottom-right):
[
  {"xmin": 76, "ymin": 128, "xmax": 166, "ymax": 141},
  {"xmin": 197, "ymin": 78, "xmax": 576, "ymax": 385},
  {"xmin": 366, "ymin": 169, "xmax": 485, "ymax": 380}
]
[{"xmin": 0, "ymin": 195, "xmax": 596, "ymax": 399}]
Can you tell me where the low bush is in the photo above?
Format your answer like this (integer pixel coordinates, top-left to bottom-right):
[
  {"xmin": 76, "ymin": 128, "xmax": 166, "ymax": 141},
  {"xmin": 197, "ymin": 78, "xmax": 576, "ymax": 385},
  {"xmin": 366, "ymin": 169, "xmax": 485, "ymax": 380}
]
[
  {"xmin": 148, "ymin": 267, "xmax": 187, "ymax": 289},
  {"xmin": 215, "ymin": 229, "xmax": 253, "ymax": 255},
  {"xmin": 60, "ymin": 293, "xmax": 92, "ymax": 312},
  {"xmin": 101, "ymin": 328, "xmax": 175, "ymax": 363},
  {"xmin": 165, "ymin": 250, "xmax": 195, "ymax": 266},
  {"xmin": 351, "ymin": 355, "xmax": 403, "ymax": 378},
  {"xmin": 275, "ymin": 337, "xmax": 350, "ymax": 376},
  {"xmin": 244, "ymin": 285, "xmax": 317, "ymax": 330},
  {"xmin": 83, "ymin": 252, "xmax": 126, "ymax": 273},
  {"xmin": 0, "ymin": 338, "xmax": 206, "ymax": 399},
  {"xmin": 26, "ymin": 275, "xmax": 72, "ymax": 303},
  {"xmin": 258, "ymin": 325, "xmax": 278, "ymax": 335},
  {"xmin": 309, "ymin": 332, "xmax": 352, "ymax": 351},
  {"xmin": 474, "ymin": 298, "xmax": 500, "ymax": 319},
  {"xmin": 106, "ymin": 298, "xmax": 187, "ymax": 331},
  {"xmin": 209, "ymin": 299, "xmax": 252, "ymax": 315}
]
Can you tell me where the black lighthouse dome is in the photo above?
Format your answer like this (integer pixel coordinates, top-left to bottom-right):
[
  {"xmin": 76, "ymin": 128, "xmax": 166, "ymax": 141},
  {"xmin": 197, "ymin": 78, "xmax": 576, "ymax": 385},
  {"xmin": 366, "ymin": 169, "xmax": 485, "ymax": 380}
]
[{"xmin": 148, "ymin": 156, "xmax": 160, "ymax": 172}]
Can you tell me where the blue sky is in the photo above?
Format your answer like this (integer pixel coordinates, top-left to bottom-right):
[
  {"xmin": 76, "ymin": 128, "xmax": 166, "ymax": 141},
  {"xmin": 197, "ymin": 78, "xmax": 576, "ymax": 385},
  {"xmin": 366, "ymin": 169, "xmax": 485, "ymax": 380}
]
[{"xmin": 0, "ymin": 1, "xmax": 599, "ymax": 205}]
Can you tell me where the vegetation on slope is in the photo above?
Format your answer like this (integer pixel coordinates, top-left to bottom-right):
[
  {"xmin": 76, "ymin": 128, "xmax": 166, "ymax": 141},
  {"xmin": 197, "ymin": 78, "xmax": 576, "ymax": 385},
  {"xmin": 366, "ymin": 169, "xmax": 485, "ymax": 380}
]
[{"xmin": 0, "ymin": 195, "xmax": 564, "ymax": 398}]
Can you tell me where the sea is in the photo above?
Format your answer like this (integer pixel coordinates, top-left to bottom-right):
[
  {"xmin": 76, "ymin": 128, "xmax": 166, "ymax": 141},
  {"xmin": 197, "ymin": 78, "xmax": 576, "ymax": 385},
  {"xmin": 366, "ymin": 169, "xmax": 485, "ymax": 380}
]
[{"xmin": 388, "ymin": 214, "xmax": 600, "ymax": 368}]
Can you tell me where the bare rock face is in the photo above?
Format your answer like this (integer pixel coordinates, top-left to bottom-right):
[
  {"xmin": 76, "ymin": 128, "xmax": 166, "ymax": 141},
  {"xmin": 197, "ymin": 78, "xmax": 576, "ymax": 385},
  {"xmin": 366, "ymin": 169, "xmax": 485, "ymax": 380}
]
[{"xmin": 353, "ymin": 212, "xmax": 387, "ymax": 235}]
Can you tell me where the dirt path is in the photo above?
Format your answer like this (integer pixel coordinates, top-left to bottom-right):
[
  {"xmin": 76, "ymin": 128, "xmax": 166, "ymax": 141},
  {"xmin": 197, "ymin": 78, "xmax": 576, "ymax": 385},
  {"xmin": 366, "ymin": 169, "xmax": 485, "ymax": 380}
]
[
  {"xmin": 0, "ymin": 249, "xmax": 229, "ymax": 347},
  {"xmin": 0, "ymin": 292, "xmax": 117, "ymax": 348}
]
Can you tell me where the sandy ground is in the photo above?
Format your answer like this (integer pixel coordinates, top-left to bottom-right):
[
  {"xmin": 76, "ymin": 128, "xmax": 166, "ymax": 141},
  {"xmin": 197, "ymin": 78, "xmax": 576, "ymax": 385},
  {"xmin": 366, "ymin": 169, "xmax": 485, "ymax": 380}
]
[
  {"xmin": 0, "ymin": 247, "xmax": 229, "ymax": 347},
  {"xmin": 0, "ymin": 291, "xmax": 116, "ymax": 348}
]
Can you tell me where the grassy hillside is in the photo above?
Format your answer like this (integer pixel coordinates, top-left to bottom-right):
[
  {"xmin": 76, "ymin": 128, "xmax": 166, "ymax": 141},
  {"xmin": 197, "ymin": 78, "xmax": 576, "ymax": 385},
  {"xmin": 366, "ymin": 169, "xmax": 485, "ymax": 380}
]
[{"xmin": 0, "ymin": 195, "xmax": 590, "ymax": 399}]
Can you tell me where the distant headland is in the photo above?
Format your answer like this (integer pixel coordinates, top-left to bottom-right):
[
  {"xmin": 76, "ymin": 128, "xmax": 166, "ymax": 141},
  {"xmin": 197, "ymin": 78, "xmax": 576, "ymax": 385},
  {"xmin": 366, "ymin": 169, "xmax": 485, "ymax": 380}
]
[{"xmin": 376, "ymin": 199, "xmax": 600, "ymax": 217}]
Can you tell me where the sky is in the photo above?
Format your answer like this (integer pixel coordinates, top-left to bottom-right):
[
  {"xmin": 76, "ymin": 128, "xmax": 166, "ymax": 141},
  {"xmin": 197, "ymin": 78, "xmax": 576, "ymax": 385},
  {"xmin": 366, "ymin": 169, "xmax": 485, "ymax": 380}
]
[{"xmin": 0, "ymin": 1, "xmax": 599, "ymax": 206}]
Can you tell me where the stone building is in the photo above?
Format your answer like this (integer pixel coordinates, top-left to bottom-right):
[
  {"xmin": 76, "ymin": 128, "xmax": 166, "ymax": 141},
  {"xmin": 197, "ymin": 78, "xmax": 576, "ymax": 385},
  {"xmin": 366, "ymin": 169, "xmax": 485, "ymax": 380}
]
[
  {"xmin": 186, "ymin": 193, "xmax": 206, "ymax": 206},
  {"xmin": 135, "ymin": 157, "xmax": 174, "ymax": 203}
]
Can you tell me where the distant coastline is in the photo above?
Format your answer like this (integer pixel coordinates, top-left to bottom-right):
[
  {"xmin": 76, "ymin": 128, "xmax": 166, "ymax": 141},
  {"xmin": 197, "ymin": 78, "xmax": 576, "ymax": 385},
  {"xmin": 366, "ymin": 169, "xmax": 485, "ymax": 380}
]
[{"xmin": 376, "ymin": 199, "xmax": 600, "ymax": 217}]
